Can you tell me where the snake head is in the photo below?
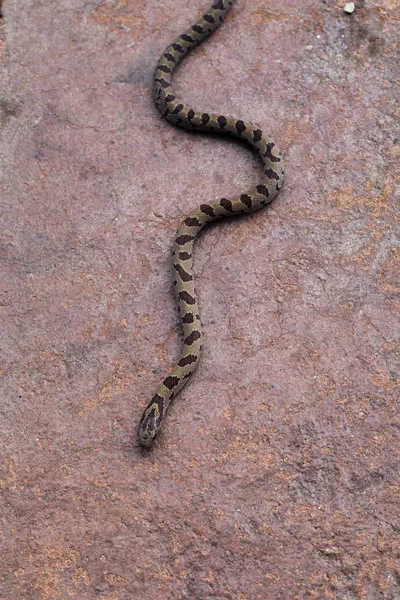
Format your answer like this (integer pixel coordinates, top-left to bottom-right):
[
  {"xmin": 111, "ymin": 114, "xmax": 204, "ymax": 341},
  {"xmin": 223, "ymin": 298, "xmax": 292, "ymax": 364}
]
[
  {"xmin": 138, "ymin": 427, "xmax": 156, "ymax": 448},
  {"xmin": 138, "ymin": 395, "xmax": 164, "ymax": 448}
]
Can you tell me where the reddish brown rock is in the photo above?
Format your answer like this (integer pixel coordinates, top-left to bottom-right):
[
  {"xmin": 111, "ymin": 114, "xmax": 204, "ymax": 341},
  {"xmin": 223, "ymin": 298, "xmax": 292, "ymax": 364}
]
[{"xmin": 0, "ymin": 1, "xmax": 398, "ymax": 599}]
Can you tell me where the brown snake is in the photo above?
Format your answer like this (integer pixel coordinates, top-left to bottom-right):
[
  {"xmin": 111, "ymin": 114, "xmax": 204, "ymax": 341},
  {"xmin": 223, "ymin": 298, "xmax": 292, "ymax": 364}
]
[{"xmin": 138, "ymin": 0, "xmax": 284, "ymax": 447}]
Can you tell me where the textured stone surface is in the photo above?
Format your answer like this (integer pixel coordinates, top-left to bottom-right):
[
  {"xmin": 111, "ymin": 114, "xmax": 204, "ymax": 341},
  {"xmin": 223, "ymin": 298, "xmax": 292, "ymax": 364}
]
[{"xmin": 0, "ymin": 0, "xmax": 399, "ymax": 598}]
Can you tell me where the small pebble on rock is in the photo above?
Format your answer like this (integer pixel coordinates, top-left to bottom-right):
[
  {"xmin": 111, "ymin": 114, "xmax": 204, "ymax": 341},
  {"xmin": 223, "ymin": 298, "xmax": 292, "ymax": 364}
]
[{"xmin": 344, "ymin": 2, "xmax": 355, "ymax": 13}]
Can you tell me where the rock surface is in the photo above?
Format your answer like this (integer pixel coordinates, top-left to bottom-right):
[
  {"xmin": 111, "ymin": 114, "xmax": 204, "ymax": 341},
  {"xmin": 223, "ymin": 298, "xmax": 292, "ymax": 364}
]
[{"xmin": 0, "ymin": 0, "xmax": 399, "ymax": 598}]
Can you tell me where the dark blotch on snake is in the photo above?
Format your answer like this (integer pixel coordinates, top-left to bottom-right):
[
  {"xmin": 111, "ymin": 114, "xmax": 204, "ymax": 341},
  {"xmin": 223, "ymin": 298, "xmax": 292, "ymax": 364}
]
[
  {"xmin": 265, "ymin": 142, "xmax": 280, "ymax": 162},
  {"xmin": 264, "ymin": 168, "xmax": 280, "ymax": 181},
  {"xmin": 181, "ymin": 33, "xmax": 194, "ymax": 43},
  {"xmin": 173, "ymin": 103, "xmax": 184, "ymax": 114},
  {"xmin": 164, "ymin": 376, "xmax": 180, "ymax": 390},
  {"xmin": 175, "ymin": 234, "xmax": 194, "ymax": 245},
  {"xmin": 256, "ymin": 184, "xmax": 270, "ymax": 196},
  {"xmin": 200, "ymin": 204, "xmax": 215, "ymax": 217},
  {"xmin": 235, "ymin": 120, "xmax": 246, "ymax": 135},
  {"xmin": 178, "ymin": 354, "xmax": 198, "ymax": 367},
  {"xmin": 174, "ymin": 263, "xmax": 193, "ymax": 282},
  {"xmin": 220, "ymin": 198, "xmax": 233, "ymax": 211},
  {"xmin": 184, "ymin": 330, "xmax": 201, "ymax": 345},
  {"xmin": 213, "ymin": 0, "xmax": 224, "ymax": 9},
  {"xmin": 240, "ymin": 194, "xmax": 252, "ymax": 207},
  {"xmin": 178, "ymin": 290, "xmax": 196, "ymax": 305},
  {"xmin": 217, "ymin": 115, "xmax": 228, "ymax": 129},
  {"xmin": 182, "ymin": 313, "xmax": 195, "ymax": 324},
  {"xmin": 253, "ymin": 129, "xmax": 263, "ymax": 143},
  {"xmin": 184, "ymin": 216, "xmax": 201, "ymax": 227}
]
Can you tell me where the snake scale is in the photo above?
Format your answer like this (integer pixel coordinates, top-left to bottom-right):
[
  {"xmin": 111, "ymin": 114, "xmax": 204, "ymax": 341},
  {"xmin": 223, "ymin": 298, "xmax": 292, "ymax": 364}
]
[{"xmin": 138, "ymin": 0, "xmax": 284, "ymax": 447}]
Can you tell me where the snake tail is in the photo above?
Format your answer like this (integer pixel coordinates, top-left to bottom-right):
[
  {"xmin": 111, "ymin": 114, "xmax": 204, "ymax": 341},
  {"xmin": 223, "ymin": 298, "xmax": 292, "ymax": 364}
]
[{"xmin": 138, "ymin": 0, "xmax": 284, "ymax": 447}]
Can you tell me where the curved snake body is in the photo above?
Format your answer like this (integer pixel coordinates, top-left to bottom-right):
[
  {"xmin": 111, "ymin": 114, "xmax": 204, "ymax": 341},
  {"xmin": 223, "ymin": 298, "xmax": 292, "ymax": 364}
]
[{"xmin": 138, "ymin": 0, "xmax": 284, "ymax": 447}]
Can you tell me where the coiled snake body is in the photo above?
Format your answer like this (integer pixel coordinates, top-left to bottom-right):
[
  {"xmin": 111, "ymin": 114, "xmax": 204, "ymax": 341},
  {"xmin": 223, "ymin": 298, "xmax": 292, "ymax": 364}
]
[{"xmin": 138, "ymin": 0, "xmax": 284, "ymax": 447}]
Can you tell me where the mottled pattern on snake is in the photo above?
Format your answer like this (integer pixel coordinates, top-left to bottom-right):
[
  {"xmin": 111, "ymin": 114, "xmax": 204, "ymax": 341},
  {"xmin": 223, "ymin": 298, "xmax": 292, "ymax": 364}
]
[{"xmin": 138, "ymin": 0, "xmax": 284, "ymax": 447}]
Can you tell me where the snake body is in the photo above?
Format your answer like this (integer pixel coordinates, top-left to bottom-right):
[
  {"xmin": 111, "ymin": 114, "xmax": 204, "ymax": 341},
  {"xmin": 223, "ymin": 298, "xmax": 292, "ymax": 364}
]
[{"xmin": 138, "ymin": 0, "xmax": 284, "ymax": 447}]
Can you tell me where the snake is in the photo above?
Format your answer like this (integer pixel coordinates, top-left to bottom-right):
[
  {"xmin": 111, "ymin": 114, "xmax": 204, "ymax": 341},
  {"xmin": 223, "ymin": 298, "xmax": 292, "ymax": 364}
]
[{"xmin": 138, "ymin": 0, "xmax": 284, "ymax": 447}]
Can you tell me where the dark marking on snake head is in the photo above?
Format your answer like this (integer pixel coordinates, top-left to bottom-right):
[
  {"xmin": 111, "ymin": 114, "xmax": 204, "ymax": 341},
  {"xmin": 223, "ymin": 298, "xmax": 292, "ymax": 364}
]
[
  {"xmin": 139, "ymin": 406, "xmax": 155, "ymax": 429},
  {"xmin": 220, "ymin": 198, "xmax": 233, "ymax": 211},
  {"xmin": 200, "ymin": 204, "xmax": 215, "ymax": 217},
  {"xmin": 178, "ymin": 354, "xmax": 198, "ymax": 367},
  {"xmin": 184, "ymin": 330, "xmax": 201, "ymax": 345},
  {"xmin": 179, "ymin": 290, "xmax": 196, "ymax": 305},
  {"xmin": 240, "ymin": 194, "xmax": 252, "ymax": 208},
  {"xmin": 139, "ymin": 393, "xmax": 164, "ymax": 442},
  {"xmin": 175, "ymin": 234, "xmax": 194, "ymax": 245},
  {"xmin": 164, "ymin": 376, "xmax": 180, "ymax": 390},
  {"xmin": 153, "ymin": 393, "xmax": 164, "ymax": 408},
  {"xmin": 235, "ymin": 120, "xmax": 246, "ymax": 135},
  {"xmin": 174, "ymin": 263, "xmax": 193, "ymax": 282},
  {"xmin": 217, "ymin": 115, "xmax": 228, "ymax": 129}
]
